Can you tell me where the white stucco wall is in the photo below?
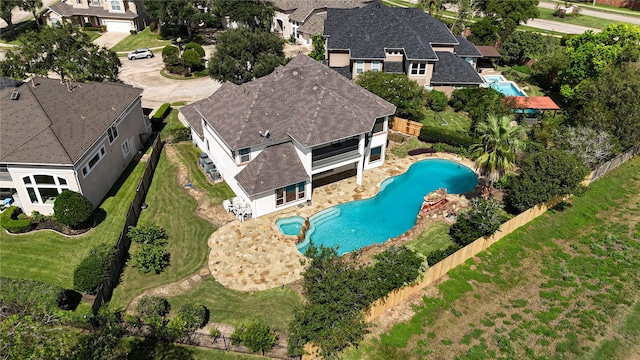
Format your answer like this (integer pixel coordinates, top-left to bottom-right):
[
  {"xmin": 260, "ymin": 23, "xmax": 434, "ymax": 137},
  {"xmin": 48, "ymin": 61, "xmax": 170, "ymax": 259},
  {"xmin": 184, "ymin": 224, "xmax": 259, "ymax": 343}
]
[{"xmin": 8, "ymin": 166, "xmax": 79, "ymax": 215}]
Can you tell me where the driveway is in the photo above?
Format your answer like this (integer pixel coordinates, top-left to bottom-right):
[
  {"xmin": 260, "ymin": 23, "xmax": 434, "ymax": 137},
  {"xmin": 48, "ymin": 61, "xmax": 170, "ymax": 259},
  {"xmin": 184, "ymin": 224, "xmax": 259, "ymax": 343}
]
[
  {"xmin": 118, "ymin": 51, "xmax": 221, "ymax": 110},
  {"xmin": 93, "ymin": 31, "xmax": 129, "ymax": 49}
]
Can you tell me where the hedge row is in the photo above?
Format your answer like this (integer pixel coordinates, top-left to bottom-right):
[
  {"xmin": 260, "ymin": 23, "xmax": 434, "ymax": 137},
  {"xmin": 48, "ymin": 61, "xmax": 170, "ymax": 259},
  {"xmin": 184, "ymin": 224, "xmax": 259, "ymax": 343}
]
[
  {"xmin": 152, "ymin": 103, "xmax": 172, "ymax": 122},
  {"xmin": 1, "ymin": 206, "xmax": 32, "ymax": 233},
  {"xmin": 418, "ymin": 126, "xmax": 477, "ymax": 148}
]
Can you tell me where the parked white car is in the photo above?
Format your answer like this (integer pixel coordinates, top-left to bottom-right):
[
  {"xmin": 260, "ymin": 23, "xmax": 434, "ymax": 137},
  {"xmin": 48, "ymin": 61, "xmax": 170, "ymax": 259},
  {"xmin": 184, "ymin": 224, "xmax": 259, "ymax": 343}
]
[{"xmin": 128, "ymin": 48, "xmax": 154, "ymax": 60}]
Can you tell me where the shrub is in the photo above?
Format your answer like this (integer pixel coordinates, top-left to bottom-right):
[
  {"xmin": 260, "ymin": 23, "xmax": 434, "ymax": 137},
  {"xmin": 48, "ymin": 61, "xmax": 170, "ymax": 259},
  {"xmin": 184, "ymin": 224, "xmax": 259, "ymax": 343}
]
[
  {"xmin": 132, "ymin": 244, "xmax": 170, "ymax": 274},
  {"xmin": 512, "ymin": 65, "xmax": 531, "ymax": 74},
  {"xmin": 232, "ymin": 321, "xmax": 278, "ymax": 355},
  {"xmin": 493, "ymin": 173, "xmax": 514, "ymax": 190},
  {"xmin": 0, "ymin": 277, "xmax": 64, "ymax": 316},
  {"xmin": 178, "ymin": 302, "xmax": 208, "ymax": 331},
  {"xmin": 449, "ymin": 198, "xmax": 506, "ymax": 246},
  {"xmin": 162, "ymin": 45, "xmax": 180, "ymax": 66},
  {"xmin": 149, "ymin": 21, "xmax": 157, "ymax": 32},
  {"xmin": 128, "ymin": 223, "xmax": 167, "ymax": 246},
  {"xmin": 130, "ymin": 29, "xmax": 137, "ymax": 35},
  {"xmin": 53, "ymin": 190, "xmax": 93, "ymax": 227},
  {"xmin": 184, "ymin": 42, "xmax": 205, "ymax": 57},
  {"xmin": 1, "ymin": 206, "xmax": 32, "ymax": 233},
  {"xmin": 419, "ymin": 126, "xmax": 477, "ymax": 148},
  {"xmin": 426, "ymin": 244, "xmax": 462, "ymax": 265},
  {"xmin": 73, "ymin": 244, "xmax": 116, "ymax": 294},
  {"xmin": 30, "ymin": 210, "xmax": 46, "ymax": 223},
  {"xmin": 429, "ymin": 90, "xmax": 448, "ymax": 112},
  {"xmin": 449, "ymin": 87, "xmax": 509, "ymax": 128},
  {"xmin": 136, "ymin": 296, "xmax": 170, "ymax": 318},
  {"xmin": 181, "ymin": 49, "xmax": 202, "ymax": 68},
  {"xmin": 151, "ymin": 103, "xmax": 171, "ymax": 122},
  {"xmin": 407, "ymin": 148, "xmax": 437, "ymax": 156},
  {"xmin": 431, "ymin": 142, "xmax": 472, "ymax": 158},
  {"xmin": 168, "ymin": 127, "xmax": 192, "ymax": 143},
  {"xmin": 209, "ymin": 327, "xmax": 221, "ymax": 340},
  {"xmin": 288, "ymin": 33, "xmax": 296, "ymax": 44},
  {"xmin": 355, "ymin": 71, "xmax": 429, "ymax": 121}
]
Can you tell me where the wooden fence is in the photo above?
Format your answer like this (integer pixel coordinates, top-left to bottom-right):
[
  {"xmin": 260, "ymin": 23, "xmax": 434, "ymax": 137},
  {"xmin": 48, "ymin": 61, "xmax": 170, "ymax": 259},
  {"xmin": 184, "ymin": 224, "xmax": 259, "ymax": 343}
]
[
  {"xmin": 589, "ymin": 145, "xmax": 640, "ymax": 183},
  {"xmin": 92, "ymin": 136, "xmax": 164, "ymax": 314},
  {"xmin": 390, "ymin": 117, "xmax": 423, "ymax": 137}
]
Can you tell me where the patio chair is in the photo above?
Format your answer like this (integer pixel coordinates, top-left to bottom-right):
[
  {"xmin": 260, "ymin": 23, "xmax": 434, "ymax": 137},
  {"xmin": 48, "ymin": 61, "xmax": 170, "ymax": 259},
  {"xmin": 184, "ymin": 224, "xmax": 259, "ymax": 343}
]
[{"xmin": 222, "ymin": 199, "xmax": 232, "ymax": 212}]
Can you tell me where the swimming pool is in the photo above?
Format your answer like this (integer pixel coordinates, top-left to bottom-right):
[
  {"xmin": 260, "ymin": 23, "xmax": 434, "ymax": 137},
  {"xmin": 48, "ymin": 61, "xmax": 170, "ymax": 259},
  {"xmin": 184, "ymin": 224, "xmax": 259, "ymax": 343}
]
[
  {"xmin": 483, "ymin": 75, "xmax": 507, "ymax": 83},
  {"xmin": 296, "ymin": 159, "xmax": 478, "ymax": 255},
  {"xmin": 487, "ymin": 81, "xmax": 527, "ymax": 97},
  {"xmin": 276, "ymin": 216, "xmax": 305, "ymax": 236}
]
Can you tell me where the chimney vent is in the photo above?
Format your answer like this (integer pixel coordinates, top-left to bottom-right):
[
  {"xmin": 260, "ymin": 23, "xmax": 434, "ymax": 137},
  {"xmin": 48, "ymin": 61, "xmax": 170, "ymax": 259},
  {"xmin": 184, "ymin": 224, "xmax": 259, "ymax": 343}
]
[{"xmin": 10, "ymin": 91, "xmax": 19, "ymax": 100}]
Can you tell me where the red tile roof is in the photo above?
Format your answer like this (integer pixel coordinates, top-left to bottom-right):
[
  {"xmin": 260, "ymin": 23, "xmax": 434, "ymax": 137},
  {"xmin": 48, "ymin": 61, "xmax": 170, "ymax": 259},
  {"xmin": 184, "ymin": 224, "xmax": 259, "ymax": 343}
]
[{"xmin": 507, "ymin": 96, "xmax": 560, "ymax": 110}]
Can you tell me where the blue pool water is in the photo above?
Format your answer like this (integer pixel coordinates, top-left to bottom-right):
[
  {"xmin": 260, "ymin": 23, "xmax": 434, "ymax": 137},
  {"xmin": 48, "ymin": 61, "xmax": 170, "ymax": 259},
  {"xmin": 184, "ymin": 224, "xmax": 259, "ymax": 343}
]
[
  {"xmin": 296, "ymin": 159, "xmax": 478, "ymax": 255},
  {"xmin": 487, "ymin": 81, "xmax": 527, "ymax": 97},
  {"xmin": 483, "ymin": 75, "xmax": 507, "ymax": 83},
  {"xmin": 276, "ymin": 216, "xmax": 305, "ymax": 236}
]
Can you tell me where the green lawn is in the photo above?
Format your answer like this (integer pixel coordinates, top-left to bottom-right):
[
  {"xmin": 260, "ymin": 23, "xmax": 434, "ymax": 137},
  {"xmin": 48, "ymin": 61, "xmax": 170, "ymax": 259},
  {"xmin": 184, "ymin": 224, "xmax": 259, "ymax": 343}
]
[
  {"xmin": 160, "ymin": 109, "xmax": 187, "ymax": 138},
  {"xmin": 405, "ymin": 222, "xmax": 455, "ymax": 257},
  {"xmin": 390, "ymin": 137, "xmax": 427, "ymax": 159},
  {"xmin": 109, "ymin": 151, "xmax": 217, "ymax": 310},
  {"xmin": 0, "ymin": 160, "xmax": 145, "ymax": 289},
  {"xmin": 515, "ymin": 26, "xmax": 565, "ymax": 37},
  {"xmin": 167, "ymin": 278, "xmax": 301, "ymax": 331},
  {"xmin": 110, "ymin": 27, "xmax": 172, "ymax": 52},
  {"xmin": 345, "ymin": 156, "xmax": 640, "ymax": 359},
  {"xmin": 542, "ymin": 0, "xmax": 640, "ymax": 17},
  {"xmin": 82, "ymin": 30, "xmax": 102, "ymax": 42},
  {"xmin": 124, "ymin": 337, "xmax": 271, "ymax": 359},
  {"xmin": 173, "ymin": 143, "xmax": 235, "ymax": 203},
  {"xmin": 537, "ymin": 7, "xmax": 622, "ymax": 28},
  {"xmin": 421, "ymin": 108, "xmax": 472, "ymax": 134}
]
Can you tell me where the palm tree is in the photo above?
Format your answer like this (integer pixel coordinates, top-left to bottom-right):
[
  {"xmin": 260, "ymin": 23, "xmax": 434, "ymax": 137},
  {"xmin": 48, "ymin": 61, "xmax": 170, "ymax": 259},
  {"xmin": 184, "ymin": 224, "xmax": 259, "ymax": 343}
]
[
  {"xmin": 418, "ymin": 0, "xmax": 443, "ymax": 16},
  {"xmin": 471, "ymin": 115, "xmax": 525, "ymax": 194}
]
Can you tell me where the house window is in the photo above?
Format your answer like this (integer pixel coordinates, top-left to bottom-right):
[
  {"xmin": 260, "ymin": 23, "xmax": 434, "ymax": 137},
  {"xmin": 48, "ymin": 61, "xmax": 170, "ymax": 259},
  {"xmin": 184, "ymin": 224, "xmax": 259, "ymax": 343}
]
[
  {"xmin": 93, "ymin": 0, "xmax": 100, "ymax": 5},
  {"xmin": 239, "ymin": 148, "xmax": 250, "ymax": 163},
  {"xmin": 356, "ymin": 61, "xmax": 364, "ymax": 75},
  {"xmin": 107, "ymin": 124, "xmax": 118, "ymax": 144},
  {"xmin": 372, "ymin": 117, "xmax": 385, "ymax": 133},
  {"xmin": 275, "ymin": 181, "xmax": 305, "ymax": 207},
  {"xmin": 411, "ymin": 62, "xmax": 426, "ymax": 75},
  {"xmin": 77, "ymin": 0, "xmax": 82, "ymax": 4},
  {"xmin": 121, "ymin": 139, "xmax": 130, "ymax": 158},
  {"xmin": 370, "ymin": 146, "xmax": 382, "ymax": 162},
  {"xmin": 371, "ymin": 61, "xmax": 380, "ymax": 73},
  {"xmin": 111, "ymin": 0, "xmax": 121, "ymax": 11},
  {"xmin": 22, "ymin": 175, "xmax": 70, "ymax": 205},
  {"xmin": 81, "ymin": 146, "xmax": 106, "ymax": 177}
]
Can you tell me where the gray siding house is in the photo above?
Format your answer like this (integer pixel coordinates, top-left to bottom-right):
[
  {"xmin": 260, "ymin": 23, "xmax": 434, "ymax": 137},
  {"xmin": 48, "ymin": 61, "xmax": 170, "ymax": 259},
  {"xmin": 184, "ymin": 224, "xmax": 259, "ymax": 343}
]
[{"xmin": 0, "ymin": 77, "xmax": 148, "ymax": 215}]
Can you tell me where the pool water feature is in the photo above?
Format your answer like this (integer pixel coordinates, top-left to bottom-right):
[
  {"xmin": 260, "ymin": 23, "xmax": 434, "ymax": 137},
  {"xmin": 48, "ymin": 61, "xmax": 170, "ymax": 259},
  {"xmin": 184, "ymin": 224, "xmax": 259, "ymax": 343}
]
[
  {"xmin": 276, "ymin": 216, "xmax": 305, "ymax": 236},
  {"xmin": 483, "ymin": 74, "xmax": 507, "ymax": 83},
  {"xmin": 487, "ymin": 81, "xmax": 527, "ymax": 97},
  {"xmin": 297, "ymin": 159, "xmax": 478, "ymax": 255}
]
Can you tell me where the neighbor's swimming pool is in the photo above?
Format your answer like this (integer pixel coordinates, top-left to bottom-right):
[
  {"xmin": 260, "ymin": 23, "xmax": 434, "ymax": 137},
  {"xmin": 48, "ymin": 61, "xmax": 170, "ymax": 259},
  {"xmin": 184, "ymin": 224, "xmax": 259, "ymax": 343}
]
[
  {"xmin": 483, "ymin": 75, "xmax": 507, "ymax": 83},
  {"xmin": 296, "ymin": 159, "xmax": 478, "ymax": 255},
  {"xmin": 487, "ymin": 81, "xmax": 527, "ymax": 97}
]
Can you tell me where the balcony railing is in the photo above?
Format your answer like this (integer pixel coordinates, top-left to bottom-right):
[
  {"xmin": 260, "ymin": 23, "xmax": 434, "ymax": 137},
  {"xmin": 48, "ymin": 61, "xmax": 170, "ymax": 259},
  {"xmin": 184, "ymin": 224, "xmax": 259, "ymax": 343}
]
[{"xmin": 312, "ymin": 139, "xmax": 361, "ymax": 170}]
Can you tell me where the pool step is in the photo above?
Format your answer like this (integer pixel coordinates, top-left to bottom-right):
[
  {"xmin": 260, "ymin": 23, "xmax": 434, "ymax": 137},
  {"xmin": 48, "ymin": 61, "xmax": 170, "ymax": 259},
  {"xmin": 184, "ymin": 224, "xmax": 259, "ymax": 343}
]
[{"xmin": 297, "ymin": 207, "xmax": 341, "ymax": 251}]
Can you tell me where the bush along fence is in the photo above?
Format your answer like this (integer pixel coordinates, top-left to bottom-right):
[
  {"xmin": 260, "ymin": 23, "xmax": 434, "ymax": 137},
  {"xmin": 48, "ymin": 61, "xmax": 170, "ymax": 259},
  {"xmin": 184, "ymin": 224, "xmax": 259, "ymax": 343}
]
[
  {"xmin": 92, "ymin": 136, "xmax": 164, "ymax": 314},
  {"xmin": 301, "ymin": 148, "xmax": 639, "ymax": 360}
]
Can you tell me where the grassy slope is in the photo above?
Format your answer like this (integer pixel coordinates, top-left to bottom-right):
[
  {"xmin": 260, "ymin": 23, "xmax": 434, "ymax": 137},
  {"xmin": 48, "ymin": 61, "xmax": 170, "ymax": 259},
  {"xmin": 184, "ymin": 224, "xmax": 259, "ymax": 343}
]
[
  {"xmin": 537, "ymin": 7, "xmax": 622, "ymax": 28},
  {"xmin": 173, "ymin": 143, "xmax": 235, "ymax": 203},
  {"xmin": 110, "ymin": 28, "xmax": 172, "ymax": 52},
  {"xmin": 0, "ymin": 161, "xmax": 144, "ymax": 289},
  {"xmin": 345, "ymin": 156, "xmax": 640, "ymax": 359},
  {"xmin": 406, "ymin": 222, "xmax": 455, "ymax": 257}
]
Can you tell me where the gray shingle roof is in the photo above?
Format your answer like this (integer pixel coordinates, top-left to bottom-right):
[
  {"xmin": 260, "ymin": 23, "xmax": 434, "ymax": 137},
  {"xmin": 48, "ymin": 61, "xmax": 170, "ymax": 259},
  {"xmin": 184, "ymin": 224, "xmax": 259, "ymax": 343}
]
[
  {"xmin": 272, "ymin": 0, "xmax": 372, "ymax": 22},
  {"xmin": 325, "ymin": 2, "xmax": 457, "ymax": 60},
  {"xmin": 180, "ymin": 54, "xmax": 395, "ymax": 151},
  {"xmin": 1, "ymin": 78, "xmax": 142, "ymax": 165},
  {"xmin": 179, "ymin": 105, "xmax": 203, "ymax": 139},
  {"xmin": 383, "ymin": 61, "xmax": 404, "ymax": 73},
  {"xmin": 454, "ymin": 36, "xmax": 482, "ymax": 57},
  {"xmin": 235, "ymin": 142, "xmax": 309, "ymax": 196},
  {"xmin": 298, "ymin": 12, "xmax": 326, "ymax": 35},
  {"xmin": 431, "ymin": 51, "xmax": 484, "ymax": 85},
  {"xmin": 0, "ymin": 76, "xmax": 22, "ymax": 90},
  {"xmin": 48, "ymin": 2, "xmax": 138, "ymax": 19}
]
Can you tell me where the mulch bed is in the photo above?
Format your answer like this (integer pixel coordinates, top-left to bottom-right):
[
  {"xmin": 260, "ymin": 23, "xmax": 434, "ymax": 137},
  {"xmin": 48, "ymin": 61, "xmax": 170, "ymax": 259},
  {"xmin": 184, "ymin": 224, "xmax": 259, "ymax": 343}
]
[{"xmin": 26, "ymin": 218, "xmax": 93, "ymax": 236}]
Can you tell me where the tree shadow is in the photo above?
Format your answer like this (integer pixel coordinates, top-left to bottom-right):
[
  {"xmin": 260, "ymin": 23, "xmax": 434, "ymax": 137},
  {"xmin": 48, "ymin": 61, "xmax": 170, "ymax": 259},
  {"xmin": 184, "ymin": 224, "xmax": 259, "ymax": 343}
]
[
  {"xmin": 126, "ymin": 338, "xmax": 196, "ymax": 360},
  {"xmin": 59, "ymin": 289, "xmax": 83, "ymax": 311}
]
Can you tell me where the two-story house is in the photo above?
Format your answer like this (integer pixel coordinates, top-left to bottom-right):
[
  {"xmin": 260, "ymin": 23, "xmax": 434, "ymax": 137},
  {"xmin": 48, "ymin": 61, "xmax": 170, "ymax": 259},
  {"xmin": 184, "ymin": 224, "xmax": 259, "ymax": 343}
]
[
  {"xmin": 180, "ymin": 54, "xmax": 396, "ymax": 218},
  {"xmin": 324, "ymin": 2, "xmax": 483, "ymax": 95},
  {"xmin": 270, "ymin": 0, "xmax": 372, "ymax": 47},
  {"xmin": 43, "ymin": 0, "xmax": 148, "ymax": 33},
  {"xmin": 0, "ymin": 77, "xmax": 149, "ymax": 215}
]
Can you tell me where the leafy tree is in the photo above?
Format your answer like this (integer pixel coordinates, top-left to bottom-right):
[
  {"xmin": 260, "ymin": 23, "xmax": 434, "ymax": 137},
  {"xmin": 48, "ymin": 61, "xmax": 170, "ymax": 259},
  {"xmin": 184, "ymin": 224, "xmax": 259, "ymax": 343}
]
[
  {"xmin": 470, "ymin": 115, "xmax": 525, "ymax": 187},
  {"xmin": 554, "ymin": 126, "xmax": 615, "ymax": 169},
  {"xmin": 184, "ymin": 42, "xmax": 205, "ymax": 57},
  {"xmin": 53, "ymin": 190, "xmax": 93, "ymax": 227},
  {"xmin": 144, "ymin": 0, "xmax": 215, "ymax": 38},
  {"xmin": 181, "ymin": 49, "xmax": 202, "ymax": 68},
  {"xmin": 418, "ymin": 0, "xmax": 443, "ymax": 16},
  {"xmin": 309, "ymin": 34, "xmax": 326, "ymax": 61},
  {"xmin": 177, "ymin": 302, "xmax": 208, "ymax": 331},
  {"xmin": 450, "ymin": 198, "xmax": 506, "ymax": 246},
  {"xmin": 428, "ymin": 90, "xmax": 448, "ymax": 112},
  {"xmin": 0, "ymin": 277, "xmax": 63, "ymax": 316},
  {"xmin": 213, "ymin": 0, "xmax": 274, "ymax": 30},
  {"xmin": 473, "ymin": 0, "xmax": 539, "ymax": 43},
  {"xmin": 0, "ymin": 24, "xmax": 120, "ymax": 82},
  {"xmin": 128, "ymin": 223, "xmax": 168, "ymax": 245},
  {"xmin": 449, "ymin": 87, "xmax": 510, "ymax": 131},
  {"xmin": 70, "ymin": 309, "xmax": 128, "ymax": 360},
  {"xmin": 449, "ymin": 0, "xmax": 474, "ymax": 36},
  {"xmin": 531, "ymin": 47, "xmax": 569, "ymax": 91},
  {"xmin": 136, "ymin": 296, "xmax": 170, "ymax": 319},
  {"xmin": 20, "ymin": 0, "xmax": 43, "ymax": 29},
  {"xmin": 506, "ymin": 148, "xmax": 590, "ymax": 213},
  {"xmin": 500, "ymin": 31, "xmax": 557, "ymax": 65},
  {"xmin": 165, "ymin": 316, "xmax": 189, "ymax": 341},
  {"xmin": 73, "ymin": 244, "xmax": 116, "ymax": 294},
  {"xmin": 468, "ymin": 17, "xmax": 500, "ymax": 46},
  {"xmin": 355, "ymin": 71, "xmax": 428, "ymax": 121},
  {"xmin": 162, "ymin": 45, "xmax": 181, "ymax": 66},
  {"xmin": 208, "ymin": 27, "xmax": 285, "ymax": 84},
  {"xmin": 232, "ymin": 321, "xmax": 278, "ymax": 355},
  {"xmin": 132, "ymin": 244, "xmax": 171, "ymax": 274},
  {"xmin": 0, "ymin": 0, "xmax": 21, "ymax": 39}
]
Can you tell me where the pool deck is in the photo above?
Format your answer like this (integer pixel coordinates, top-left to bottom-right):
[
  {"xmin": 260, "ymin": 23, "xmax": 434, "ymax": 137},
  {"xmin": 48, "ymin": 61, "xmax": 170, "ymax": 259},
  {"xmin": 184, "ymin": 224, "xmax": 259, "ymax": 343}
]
[{"xmin": 207, "ymin": 152, "xmax": 477, "ymax": 292}]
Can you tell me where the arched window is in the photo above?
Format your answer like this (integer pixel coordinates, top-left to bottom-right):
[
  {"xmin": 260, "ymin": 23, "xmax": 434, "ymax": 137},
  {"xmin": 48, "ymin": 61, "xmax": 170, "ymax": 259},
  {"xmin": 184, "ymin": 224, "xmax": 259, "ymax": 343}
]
[
  {"xmin": 110, "ymin": 0, "xmax": 121, "ymax": 11},
  {"xmin": 22, "ymin": 175, "xmax": 70, "ymax": 205}
]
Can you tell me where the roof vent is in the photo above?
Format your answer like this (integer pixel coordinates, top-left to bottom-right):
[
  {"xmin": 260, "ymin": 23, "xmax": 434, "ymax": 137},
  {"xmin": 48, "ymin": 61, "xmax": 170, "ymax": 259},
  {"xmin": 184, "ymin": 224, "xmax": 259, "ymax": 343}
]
[
  {"xmin": 10, "ymin": 91, "xmax": 19, "ymax": 100},
  {"xmin": 292, "ymin": 70, "xmax": 299, "ymax": 76},
  {"xmin": 259, "ymin": 129, "xmax": 270, "ymax": 138},
  {"xmin": 376, "ymin": 4, "xmax": 380, "ymax": 8}
]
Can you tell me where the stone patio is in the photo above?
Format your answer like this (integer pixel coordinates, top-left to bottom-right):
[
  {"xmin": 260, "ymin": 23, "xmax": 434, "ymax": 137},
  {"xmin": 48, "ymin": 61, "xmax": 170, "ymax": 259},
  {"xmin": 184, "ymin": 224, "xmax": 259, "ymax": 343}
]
[{"xmin": 207, "ymin": 151, "xmax": 477, "ymax": 292}]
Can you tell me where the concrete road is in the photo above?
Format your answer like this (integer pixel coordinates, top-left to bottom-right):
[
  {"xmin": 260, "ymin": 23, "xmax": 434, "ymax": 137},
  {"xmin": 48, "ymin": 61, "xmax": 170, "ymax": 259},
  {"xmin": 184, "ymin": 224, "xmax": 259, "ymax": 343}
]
[
  {"xmin": 118, "ymin": 50, "xmax": 221, "ymax": 111},
  {"xmin": 538, "ymin": 1, "xmax": 640, "ymax": 26},
  {"xmin": 524, "ymin": 18, "xmax": 601, "ymax": 34}
]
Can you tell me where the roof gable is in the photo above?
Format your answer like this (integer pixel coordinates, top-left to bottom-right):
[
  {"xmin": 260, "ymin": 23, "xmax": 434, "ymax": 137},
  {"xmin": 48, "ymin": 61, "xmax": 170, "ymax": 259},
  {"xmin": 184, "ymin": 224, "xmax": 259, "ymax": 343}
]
[
  {"xmin": 325, "ymin": 2, "xmax": 457, "ymax": 60},
  {"xmin": 431, "ymin": 51, "xmax": 484, "ymax": 85}
]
